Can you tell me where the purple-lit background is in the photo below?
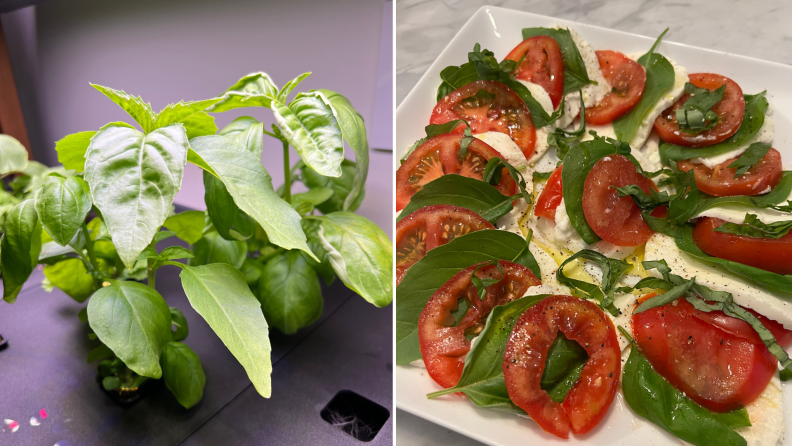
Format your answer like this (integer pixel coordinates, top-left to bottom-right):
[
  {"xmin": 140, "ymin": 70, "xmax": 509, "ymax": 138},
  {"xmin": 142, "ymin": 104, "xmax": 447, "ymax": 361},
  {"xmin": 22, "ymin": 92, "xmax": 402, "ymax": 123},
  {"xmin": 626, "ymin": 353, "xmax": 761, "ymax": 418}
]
[{"xmin": 1, "ymin": 0, "xmax": 393, "ymax": 235}]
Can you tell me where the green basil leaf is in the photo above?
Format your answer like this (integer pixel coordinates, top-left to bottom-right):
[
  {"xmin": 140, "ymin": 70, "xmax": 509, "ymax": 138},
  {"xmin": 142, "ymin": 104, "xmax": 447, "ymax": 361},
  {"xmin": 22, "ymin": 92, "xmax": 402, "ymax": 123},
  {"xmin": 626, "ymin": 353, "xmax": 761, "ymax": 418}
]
[
  {"xmin": 88, "ymin": 344, "xmax": 113, "ymax": 363},
  {"xmin": 437, "ymin": 63, "xmax": 478, "ymax": 102},
  {"xmin": 660, "ymin": 93, "xmax": 769, "ymax": 164},
  {"xmin": 54, "ymin": 131, "xmax": 96, "ymax": 173},
  {"xmin": 556, "ymin": 249, "xmax": 631, "ymax": 315},
  {"xmin": 396, "ymin": 229, "xmax": 541, "ymax": 365},
  {"xmin": 91, "ymin": 84, "xmax": 156, "ymax": 132},
  {"xmin": 301, "ymin": 219, "xmax": 335, "ymax": 284},
  {"xmin": 44, "ymin": 258, "xmax": 96, "ymax": 302},
  {"xmin": 190, "ymin": 231, "xmax": 246, "ymax": 269},
  {"xmin": 178, "ymin": 263, "xmax": 272, "ymax": 397},
  {"xmin": 84, "ymin": 123, "xmax": 188, "ymax": 268},
  {"xmin": 208, "ymin": 72, "xmax": 279, "ymax": 113},
  {"xmin": 272, "ymin": 91, "xmax": 344, "ymax": 178},
  {"xmin": 230, "ymin": 121, "xmax": 264, "ymax": 160},
  {"xmin": 34, "ymin": 175, "xmax": 92, "ymax": 246},
  {"xmin": 163, "ymin": 210, "xmax": 205, "ymax": 245},
  {"xmin": 240, "ymin": 257, "xmax": 264, "ymax": 289},
  {"xmin": 622, "ymin": 346, "xmax": 748, "ymax": 446},
  {"xmin": 87, "ymin": 280, "xmax": 171, "ymax": 378},
  {"xmin": 291, "ymin": 188, "xmax": 334, "ymax": 209},
  {"xmin": 203, "ymin": 170, "xmax": 239, "ymax": 240},
  {"xmin": 315, "ymin": 89, "xmax": 369, "ymax": 211},
  {"xmin": 169, "ymin": 307, "xmax": 189, "ymax": 342},
  {"xmin": 675, "ymin": 83, "xmax": 725, "ymax": 134},
  {"xmin": 482, "ymin": 157, "xmax": 532, "ymax": 205},
  {"xmin": 714, "ymin": 214, "xmax": 792, "ymax": 239},
  {"xmin": 160, "ymin": 341, "xmax": 205, "ymax": 409},
  {"xmin": 469, "ymin": 260, "xmax": 504, "ymax": 300},
  {"xmin": 257, "ymin": 250, "xmax": 323, "ymax": 334},
  {"xmin": 613, "ymin": 30, "xmax": 675, "ymax": 144},
  {"xmin": 693, "ymin": 171, "xmax": 792, "ymax": 215},
  {"xmin": 522, "ymin": 27, "xmax": 592, "ymax": 95},
  {"xmin": 301, "ymin": 159, "xmax": 364, "ymax": 213},
  {"xmin": 0, "ymin": 134, "xmax": 28, "ymax": 174},
  {"xmin": 277, "ymin": 72, "xmax": 311, "ymax": 103},
  {"xmin": 159, "ymin": 246, "xmax": 194, "ymax": 261},
  {"xmin": 189, "ymin": 135, "xmax": 315, "ymax": 260},
  {"xmin": 396, "ymin": 175, "xmax": 513, "ymax": 224},
  {"xmin": 541, "ymin": 332, "xmax": 588, "ymax": 403},
  {"xmin": 318, "ymin": 212, "xmax": 392, "ymax": 307},
  {"xmin": 428, "ymin": 295, "xmax": 549, "ymax": 411},
  {"xmin": 153, "ymin": 98, "xmax": 223, "ymax": 131},
  {"xmin": 728, "ymin": 143, "xmax": 772, "ymax": 178},
  {"xmin": 180, "ymin": 111, "xmax": 218, "ymax": 140},
  {"xmin": 633, "ymin": 277, "xmax": 695, "ymax": 313},
  {"xmin": 1, "ymin": 200, "xmax": 41, "ymax": 303},
  {"xmin": 219, "ymin": 116, "xmax": 260, "ymax": 138}
]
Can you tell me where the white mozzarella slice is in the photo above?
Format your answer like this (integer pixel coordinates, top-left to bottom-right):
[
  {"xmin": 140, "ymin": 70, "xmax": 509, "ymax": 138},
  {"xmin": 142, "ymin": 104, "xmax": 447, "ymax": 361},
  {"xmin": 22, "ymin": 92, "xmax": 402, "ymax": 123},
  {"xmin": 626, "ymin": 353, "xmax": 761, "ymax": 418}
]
[
  {"xmin": 580, "ymin": 123, "xmax": 661, "ymax": 172},
  {"xmin": 643, "ymin": 233, "xmax": 792, "ymax": 330},
  {"xmin": 697, "ymin": 202, "xmax": 792, "ymax": 225},
  {"xmin": 552, "ymin": 198, "xmax": 637, "ymax": 259},
  {"xmin": 475, "ymin": 131, "xmax": 531, "ymax": 171},
  {"xmin": 690, "ymin": 107, "xmax": 775, "ymax": 168},
  {"xmin": 736, "ymin": 373, "xmax": 785, "ymax": 446},
  {"xmin": 638, "ymin": 132, "xmax": 663, "ymax": 169},
  {"xmin": 497, "ymin": 198, "xmax": 530, "ymax": 236}
]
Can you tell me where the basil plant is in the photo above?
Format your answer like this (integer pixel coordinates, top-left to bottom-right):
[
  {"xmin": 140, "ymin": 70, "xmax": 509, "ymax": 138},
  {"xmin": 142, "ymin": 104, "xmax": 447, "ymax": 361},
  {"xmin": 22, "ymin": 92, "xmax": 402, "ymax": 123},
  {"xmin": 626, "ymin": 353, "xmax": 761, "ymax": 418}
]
[{"xmin": 0, "ymin": 72, "xmax": 393, "ymax": 409}]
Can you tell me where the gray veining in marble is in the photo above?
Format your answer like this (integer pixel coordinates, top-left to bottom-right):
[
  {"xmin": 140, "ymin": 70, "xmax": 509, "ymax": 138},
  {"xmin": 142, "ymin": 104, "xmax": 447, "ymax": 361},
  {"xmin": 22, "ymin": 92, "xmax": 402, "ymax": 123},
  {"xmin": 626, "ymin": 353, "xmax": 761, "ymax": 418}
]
[{"xmin": 397, "ymin": 0, "xmax": 792, "ymax": 105}]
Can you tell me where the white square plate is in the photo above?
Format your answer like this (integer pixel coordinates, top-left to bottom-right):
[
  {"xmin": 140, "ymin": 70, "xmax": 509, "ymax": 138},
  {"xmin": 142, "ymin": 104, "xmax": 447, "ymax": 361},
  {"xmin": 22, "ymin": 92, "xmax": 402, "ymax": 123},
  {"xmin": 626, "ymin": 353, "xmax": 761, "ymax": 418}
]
[{"xmin": 395, "ymin": 5, "xmax": 792, "ymax": 445}]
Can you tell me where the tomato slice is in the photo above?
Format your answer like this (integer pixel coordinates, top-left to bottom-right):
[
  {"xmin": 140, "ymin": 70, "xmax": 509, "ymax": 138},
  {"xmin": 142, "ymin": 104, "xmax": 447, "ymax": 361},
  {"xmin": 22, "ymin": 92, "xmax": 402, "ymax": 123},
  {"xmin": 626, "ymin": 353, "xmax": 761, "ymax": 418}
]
[
  {"xmin": 585, "ymin": 51, "xmax": 646, "ymax": 125},
  {"xmin": 582, "ymin": 154, "xmax": 656, "ymax": 246},
  {"xmin": 504, "ymin": 36, "xmax": 565, "ymax": 108},
  {"xmin": 633, "ymin": 297, "xmax": 778, "ymax": 412},
  {"xmin": 654, "ymin": 73, "xmax": 745, "ymax": 147},
  {"xmin": 418, "ymin": 261, "xmax": 541, "ymax": 389},
  {"xmin": 693, "ymin": 217, "xmax": 792, "ymax": 275},
  {"xmin": 396, "ymin": 133, "xmax": 518, "ymax": 211},
  {"xmin": 503, "ymin": 295, "xmax": 620, "ymax": 438},
  {"xmin": 396, "ymin": 205, "xmax": 494, "ymax": 285},
  {"xmin": 534, "ymin": 165, "xmax": 563, "ymax": 220},
  {"xmin": 690, "ymin": 304, "xmax": 792, "ymax": 347},
  {"xmin": 430, "ymin": 80, "xmax": 537, "ymax": 160},
  {"xmin": 678, "ymin": 148, "xmax": 783, "ymax": 197}
]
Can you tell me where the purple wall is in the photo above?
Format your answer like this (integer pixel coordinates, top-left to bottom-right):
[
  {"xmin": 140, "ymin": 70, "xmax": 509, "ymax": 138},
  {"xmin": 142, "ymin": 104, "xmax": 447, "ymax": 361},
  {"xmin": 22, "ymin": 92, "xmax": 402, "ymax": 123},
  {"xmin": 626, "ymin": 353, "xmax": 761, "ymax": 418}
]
[{"xmin": 2, "ymin": 0, "xmax": 393, "ymax": 235}]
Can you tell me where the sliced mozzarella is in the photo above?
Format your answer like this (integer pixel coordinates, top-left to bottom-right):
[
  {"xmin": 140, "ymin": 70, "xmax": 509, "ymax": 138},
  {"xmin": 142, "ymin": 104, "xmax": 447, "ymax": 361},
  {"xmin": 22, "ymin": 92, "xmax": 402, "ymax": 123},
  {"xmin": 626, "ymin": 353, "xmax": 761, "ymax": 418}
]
[
  {"xmin": 626, "ymin": 54, "xmax": 687, "ymax": 149},
  {"xmin": 474, "ymin": 132, "xmax": 531, "ymax": 173},
  {"xmin": 580, "ymin": 123, "xmax": 661, "ymax": 172},
  {"xmin": 697, "ymin": 202, "xmax": 792, "ymax": 225},
  {"xmin": 552, "ymin": 198, "xmax": 637, "ymax": 259},
  {"xmin": 638, "ymin": 132, "xmax": 663, "ymax": 169},
  {"xmin": 554, "ymin": 27, "xmax": 611, "ymax": 129},
  {"xmin": 497, "ymin": 198, "xmax": 530, "ymax": 236},
  {"xmin": 690, "ymin": 107, "xmax": 775, "ymax": 168},
  {"xmin": 643, "ymin": 233, "xmax": 792, "ymax": 330},
  {"xmin": 516, "ymin": 80, "xmax": 556, "ymax": 165},
  {"xmin": 736, "ymin": 373, "xmax": 785, "ymax": 446}
]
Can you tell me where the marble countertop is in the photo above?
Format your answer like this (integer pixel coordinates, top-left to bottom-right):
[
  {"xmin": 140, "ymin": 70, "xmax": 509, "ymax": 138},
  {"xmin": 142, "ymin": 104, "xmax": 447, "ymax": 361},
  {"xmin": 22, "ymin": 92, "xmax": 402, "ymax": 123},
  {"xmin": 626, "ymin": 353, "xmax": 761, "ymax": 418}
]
[{"xmin": 395, "ymin": 0, "xmax": 792, "ymax": 443}]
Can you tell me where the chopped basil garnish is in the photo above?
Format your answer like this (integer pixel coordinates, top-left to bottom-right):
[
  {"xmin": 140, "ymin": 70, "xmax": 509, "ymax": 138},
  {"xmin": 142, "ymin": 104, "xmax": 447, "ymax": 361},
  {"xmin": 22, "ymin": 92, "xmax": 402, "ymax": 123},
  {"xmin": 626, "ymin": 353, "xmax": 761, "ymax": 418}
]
[
  {"xmin": 727, "ymin": 142, "xmax": 771, "ymax": 178},
  {"xmin": 482, "ymin": 156, "xmax": 532, "ymax": 205},
  {"xmin": 555, "ymin": 249, "xmax": 631, "ymax": 316},
  {"xmin": 714, "ymin": 214, "xmax": 792, "ymax": 239},
  {"xmin": 675, "ymin": 82, "xmax": 725, "ymax": 134},
  {"xmin": 470, "ymin": 260, "xmax": 504, "ymax": 300}
]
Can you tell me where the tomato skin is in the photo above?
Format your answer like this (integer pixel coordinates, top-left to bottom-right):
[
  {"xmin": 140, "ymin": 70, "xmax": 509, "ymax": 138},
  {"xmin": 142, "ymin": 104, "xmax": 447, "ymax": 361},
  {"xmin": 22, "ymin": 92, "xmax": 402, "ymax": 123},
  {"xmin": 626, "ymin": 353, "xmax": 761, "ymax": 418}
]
[
  {"xmin": 678, "ymin": 148, "xmax": 783, "ymax": 197},
  {"xmin": 418, "ymin": 261, "xmax": 541, "ymax": 389},
  {"xmin": 534, "ymin": 165, "xmax": 563, "ymax": 220},
  {"xmin": 585, "ymin": 51, "xmax": 646, "ymax": 125},
  {"xmin": 654, "ymin": 73, "xmax": 745, "ymax": 147},
  {"xmin": 430, "ymin": 80, "xmax": 537, "ymax": 160},
  {"xmin": 396, "ymin": 205, "xmax": 494, "ymax": 285},
  {"xmin": 582, "ymin": 154, "xmax": 656, "ymax": 246},
  {"xmin": 693, "ymin": 217, "xmax": 792, "ymax": 275},
  {"xmin": 504, "ymin": 36, "xmax": 565, "ymax": 108},
  {"xmin": 395, "ymin": 133, "xmax": 518, "ymax": 211},
  {"xmin": 503, "ymin": 295, "xmax": 620, "ymax": 438},
  {"xmin": 633, "ymin": 297, "xmax": 778, "ymax": 412}
]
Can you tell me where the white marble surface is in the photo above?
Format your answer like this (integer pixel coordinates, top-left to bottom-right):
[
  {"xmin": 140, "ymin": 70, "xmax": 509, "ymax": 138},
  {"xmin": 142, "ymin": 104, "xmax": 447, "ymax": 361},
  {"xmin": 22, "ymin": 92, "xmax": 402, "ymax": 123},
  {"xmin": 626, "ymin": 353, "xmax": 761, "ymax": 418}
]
[{"xmin": 395, "ymin": 1, "xmax": 792, "ymax": 443}]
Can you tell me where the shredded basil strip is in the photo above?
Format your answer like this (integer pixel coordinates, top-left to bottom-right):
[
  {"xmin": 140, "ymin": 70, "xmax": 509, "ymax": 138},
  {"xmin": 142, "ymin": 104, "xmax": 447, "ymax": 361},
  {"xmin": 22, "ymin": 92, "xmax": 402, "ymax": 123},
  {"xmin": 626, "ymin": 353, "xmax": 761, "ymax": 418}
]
[
  {"xmin": 547, "ymin": 91, "xmax": 585, "ymax": 160},
  {"xmin": 692, "ymin": 171, "xmax": 792, "ymax": 216},
  {"xmin": 728, "ymin": 142, "xmax": 771, "ymax": 178},
  {"xmin": 675, "ymin": 83, "xmax": 725, "ymax": 134},
  {"xmin": 482, "ymin": 157, "xmax": 532, "ymax": 205},
  {"xmin": 714, "ymin": 214, "xmax": 792, "ymax": 239},
  {"xmin": 470, "ymin": 260, "xmax": 504, "ymax": 300},
  {"xmin": 555, "ymin": 249, "xmax": 631, "ymax": 316}
]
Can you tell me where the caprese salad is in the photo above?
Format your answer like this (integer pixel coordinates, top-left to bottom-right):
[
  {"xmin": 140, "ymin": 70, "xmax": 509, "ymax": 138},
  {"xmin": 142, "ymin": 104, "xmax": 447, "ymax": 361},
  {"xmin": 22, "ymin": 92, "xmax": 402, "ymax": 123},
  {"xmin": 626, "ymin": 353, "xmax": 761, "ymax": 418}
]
[{"xmin": 395, "ymin": 25, "xmax": 792, "ymax": 446}]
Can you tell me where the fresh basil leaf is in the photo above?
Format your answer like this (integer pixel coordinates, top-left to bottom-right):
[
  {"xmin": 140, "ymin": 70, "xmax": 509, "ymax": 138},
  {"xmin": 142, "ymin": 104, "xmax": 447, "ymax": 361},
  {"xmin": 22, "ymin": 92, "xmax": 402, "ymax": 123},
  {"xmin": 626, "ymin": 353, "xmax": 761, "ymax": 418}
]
[
  {"xmin": 292, "ymin": 188, "xmax": 333, "ymax": 209},
  {"xmin": 190, "ymin": 230, "xmax": 246, "ymax": 269},
  {"xmin": 469, "ymin": 260, "xmax": 503, "ymax": 300},
  {"xmin": 482, "ymin": 157, "xmax": 531, "ymax": 204},
  {"xmin": 614, "ymin": 184, "xmax": 670, "ymax": 211},
  {"xmin": 675, "ymin": 83, "xmax": 724, "ymax": 134},
  {"xmin": 428, "ymin": 294, "xmax": 549, "ymax": 411},
  {"xmin": 180, "ymin": 111, "xmax": 218, "ymax": 140},
  {"xmin": 277, "ymin": 72, "xmax": 311, "ymax": 103},
  {"xmin": 781, "ymin": 368, "xmax": 792, "ymax": 381},
  {"xmin": 728, "ymin": 143, "xmax": 771, "ymax": 178},
  {"xmin": 633, "ymin": 277, "xmax": 695, "ymax": 313},
  {"xmin": 160, "ymin": 341, "xmax": 205, "ymax": 409},
  {"xmin": 203, "ymin": 170, "xmax": 240, "ymax": 240},
  {"xmin": 153, "ymin": 98, "xmax": 223, "ymax": 131},
  {"xmin": 692, "ymin": 171, "xmax": 792, "ymax": 215},
  {"xmin": 521, "ymin": 27, "xmax": 592, "ymax": 94},
  {"xmin": 257, "ymin": 250, "xmax": 323, "ymax": 334},
  {"xmin": 189, "ymin": 136, "xmax": 315, "ymax": 261},
  {"xmin": 272, "ymin": 91, "xmax": 344, "ymax": 178},
  {"xmin": 660, "ymin": 93, "xmax": 769, "ymax": 164},
  {"xmin": 178, "ymin": 263, "xmax": 272, "ymax": 397},
  {"xmin": 714, "ymin": 214, "xmax": 792, "ymax": 239},
  {"xmin": 0, "ymin": 134, "xmax": 28, "ymax": 175},
  {"xmin": 316, "ymin": 89, "xmax": 369, "ymax": 211},
  {"xmin": 318, "ymin": 212, "xmax": 392, "ymax": 308},
  {"xmin": 533, "ymin": 171, "xmax": 553, "ymax": 181},
  {"xmin": 541, "ymin": 332, "xmax": 588, "ymax": 403},
  {"xmin": 425, "ymin": 120, "xmax": 468, "ymax": 138},
  {"xmin": 91, "ymin": 84, "xmax": 156, "ymax": 132},
  {"xmin": 54, "ymin": 131, "xmax": 95, "ymax": 173},
  {"xmin": 623, "ymin": 346, "xmax": 748, "ymax": 446},
  {"xmin": 159, "ymin": 246, "xmax": 194, "ymax": 261},
  {"xmin": 162, "ymin": 210, "xmax": 205, "ymax": 245},
  {"xmin": 437, "ymin": 62, "xmax": 478, "ymax": 102},
  {"xmin": 84, "ymin": 123, "xmax": 188, "ymax": 268},
  {"xmin": 218, "ymin": 116, "xmax": 260, "ymax": 138},
  {"xmin": 397, "ymin": 175, "xmax": 513, "ymax": 224},
  {"xmin": 169, "ymin": 307, "xmax": 189, "ymax": 342},
  {"xmin": 613, "ymin": 29, "xmax": 675, "ymax": 144},
  {"xmin": 44, "ymin": 258, "xmax": 96, "ymax": 302},
  {"xmin": 301, "ymin": 159, "xmax": 365, "ymax": 214},
  {"xmin": 87, "ymin": 280, "xmax": 171, "ymax": 378},
  {"xmin": 396, "ymin": 229, "xmax": 541, "ymax": 365},
  {"xmin": 300, "ymin": 219, "xmax": 335, "ymax": 284},
  {"xmin": 208, "ymin": 72, "xmax": 279, "ymax": 113},
  {"xmin": 1, "ymin": 200, "xmax": 41, "ymax": 303},
  {"xmin": 34, "ymin": 175, "xmax": 92, "ymax": 247},
  {"xmin": 667, "ymin": 170, "xmax": 700, "ymax": 224},
  {"xmin": 229, "ymin": 121, "xmax": 264, "ymax": 160},
  {"xmin": 556, "ymin": 249, "xmax": 631, "ymax": 315},
  {"xmin": 88, "ymin": 344, "xmax": 113, "ymax": 363}
]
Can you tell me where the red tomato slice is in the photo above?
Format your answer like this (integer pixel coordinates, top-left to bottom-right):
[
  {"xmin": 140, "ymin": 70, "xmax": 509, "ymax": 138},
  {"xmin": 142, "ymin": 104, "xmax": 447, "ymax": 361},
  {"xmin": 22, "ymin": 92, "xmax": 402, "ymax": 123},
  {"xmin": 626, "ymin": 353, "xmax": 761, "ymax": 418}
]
[
  {"xmin": 585, "ymin": 50, "xmax": 646, "ymax": 125},
  {"xmin": 504, "ymin": 36, "xmax": 565, "ymax": 108},
  {"xmin": 418, "ymin": 261, "xmax": 541, "ymax": 389},
  {"xmin": 396, "ymin": 205, "xmax": 494, "ymax": 285},
  {"xmin": 633, "ymin": 297, "xmax": 778, "ymax": 412},
  {"xmin": 654, "ymin": 73, "xmax": 745, "ymax": 147},
  {"xmin": 693, "ymin": 217, "xmax": 792, "ymax": 275},
  {"xmin": 430, "ymin": 80, "xmax": 537, "ymax": 160},
  {"xmin": 395, "ymin": 133, "xmax": 518, "ymax": 211},
  {"xmin": 534, "ymin": 165, "xmax": 563, "ymax": 220},
  {"xmin": 582, "ymin": 154, "xmax": 656, "ymax": 246},
  {"xmin": 503, "ymin": 295, "xmax": 620, "ymax": 438},
  {"xmin": 678, "ymin": 148, "xmax": 783, "ymax": 197},
  {"xmin": 691, "ymin": 304, "xmax": 792, "ymax": 347}
]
